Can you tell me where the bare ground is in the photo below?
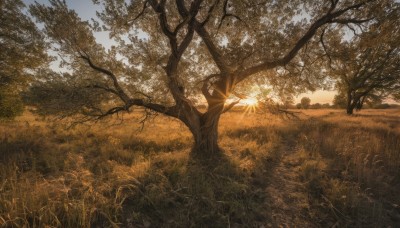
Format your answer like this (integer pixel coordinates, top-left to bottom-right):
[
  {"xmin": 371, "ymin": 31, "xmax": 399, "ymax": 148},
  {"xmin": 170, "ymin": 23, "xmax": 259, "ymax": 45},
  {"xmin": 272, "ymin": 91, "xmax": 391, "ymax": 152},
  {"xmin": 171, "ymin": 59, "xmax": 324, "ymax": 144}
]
[{"xmin": 264, "ymin": 139, "xmax": 317, "ymax": 228}]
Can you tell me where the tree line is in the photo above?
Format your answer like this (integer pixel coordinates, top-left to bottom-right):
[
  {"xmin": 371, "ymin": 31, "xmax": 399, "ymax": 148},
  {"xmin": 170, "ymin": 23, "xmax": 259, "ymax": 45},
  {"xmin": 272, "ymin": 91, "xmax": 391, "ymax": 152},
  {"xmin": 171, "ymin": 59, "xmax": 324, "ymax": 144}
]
[{"xmin": 281, "ymin": 96, "xmax": 399, "ymax": 109}]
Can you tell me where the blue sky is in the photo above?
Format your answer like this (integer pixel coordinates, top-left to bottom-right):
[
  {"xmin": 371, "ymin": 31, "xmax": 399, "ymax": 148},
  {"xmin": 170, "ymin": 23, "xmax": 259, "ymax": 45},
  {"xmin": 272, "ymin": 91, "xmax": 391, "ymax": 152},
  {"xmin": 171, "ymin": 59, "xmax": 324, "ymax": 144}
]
[
  {"xmin": 23, "ymin": 0, "xmax": 114, "ymax": 49},
  {"xmin": 23, "ymin": 0, "xmax": 99, "ymax": 21}
]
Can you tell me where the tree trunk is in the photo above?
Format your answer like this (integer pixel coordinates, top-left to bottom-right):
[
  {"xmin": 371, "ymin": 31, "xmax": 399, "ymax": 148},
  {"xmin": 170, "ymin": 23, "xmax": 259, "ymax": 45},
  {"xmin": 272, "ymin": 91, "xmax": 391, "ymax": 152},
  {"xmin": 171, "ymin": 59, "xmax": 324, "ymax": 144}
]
[
  {"xmin": 189, "ymin": 104, "xmax": 224, "ymax": 159},
  {"xmin": 192, "ymin": 118, "xmax": 220, "ymax": 157},
  {"xmin": 346, "ymin": 105, "xmax": 354, "ymax": 115},
  {"xmin": 346, "ymin": 90, "xmax": 355, "ymax": 115},
  {"xmin": 186, "ymin": 75, "xmax": 230, "ymax": 159}
]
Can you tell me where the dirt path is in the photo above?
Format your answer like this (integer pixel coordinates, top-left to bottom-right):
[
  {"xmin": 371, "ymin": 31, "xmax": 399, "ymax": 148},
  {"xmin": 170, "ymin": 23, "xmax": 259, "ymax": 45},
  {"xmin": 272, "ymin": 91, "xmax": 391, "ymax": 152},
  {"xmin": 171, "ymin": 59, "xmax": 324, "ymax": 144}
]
[{"xmin": 265, "ymin": 141, "xmax": 316, "ymax": 227}]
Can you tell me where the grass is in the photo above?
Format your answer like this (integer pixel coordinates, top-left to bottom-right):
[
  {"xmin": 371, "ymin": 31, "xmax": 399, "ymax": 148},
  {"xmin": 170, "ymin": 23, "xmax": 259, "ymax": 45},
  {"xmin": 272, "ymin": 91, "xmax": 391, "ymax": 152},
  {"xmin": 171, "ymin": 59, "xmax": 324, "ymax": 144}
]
[{"xmin": 0, "ymin": 108, "xmax": 399, "ymax": 227}]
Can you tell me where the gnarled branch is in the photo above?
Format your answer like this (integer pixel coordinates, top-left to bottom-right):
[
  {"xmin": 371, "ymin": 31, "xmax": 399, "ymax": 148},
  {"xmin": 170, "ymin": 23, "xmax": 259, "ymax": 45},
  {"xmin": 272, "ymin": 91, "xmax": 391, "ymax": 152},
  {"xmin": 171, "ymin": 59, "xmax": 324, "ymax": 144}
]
[
  {"xmin": 79, "ymin": 53, "xmax": 131, "ymax": 103},
  {"xmin": 236, "ymin": 1, "xmax": 373, "ymax": 83},
  {"xmin": 222, "ymin": 99, "xmax": 240, "ymax": 113}
]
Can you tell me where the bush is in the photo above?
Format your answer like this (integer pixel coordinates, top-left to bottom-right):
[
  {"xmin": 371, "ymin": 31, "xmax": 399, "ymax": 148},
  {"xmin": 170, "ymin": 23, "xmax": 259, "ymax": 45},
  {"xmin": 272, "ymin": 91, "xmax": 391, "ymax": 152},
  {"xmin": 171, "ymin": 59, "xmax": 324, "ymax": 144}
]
[{"xmin": 0, "ymin": 89, "xmax": 24, "ymax": 119}]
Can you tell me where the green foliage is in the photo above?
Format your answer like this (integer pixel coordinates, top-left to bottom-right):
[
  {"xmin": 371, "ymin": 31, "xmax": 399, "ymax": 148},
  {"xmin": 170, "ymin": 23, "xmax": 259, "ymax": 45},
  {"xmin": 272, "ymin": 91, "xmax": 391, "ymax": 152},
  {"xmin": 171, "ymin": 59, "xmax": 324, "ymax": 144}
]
[
  {"xmin": 324, "ymin": 5, "xmax": 400, "ymax": 113},
  {"xmin": 26, "ymin": 71, "xmax": 115, "ymax": 118},
  {"xmin": 300, "ymin": 97, "xmax": 311, "ymax": 109},
  {"xmin": 333, "ymin": 93, "xmax": 347, "ymax": 109},
  {"xmin": 0, "ymin": 88, "xmax": 24, "ymax": 119},
  {"xmin": 0, "ymin": 0, "xmax": 48, "ymax": 119},
  {"xmin": 24, "ymin": 0, "xmax": 396, "ymax": 123}
]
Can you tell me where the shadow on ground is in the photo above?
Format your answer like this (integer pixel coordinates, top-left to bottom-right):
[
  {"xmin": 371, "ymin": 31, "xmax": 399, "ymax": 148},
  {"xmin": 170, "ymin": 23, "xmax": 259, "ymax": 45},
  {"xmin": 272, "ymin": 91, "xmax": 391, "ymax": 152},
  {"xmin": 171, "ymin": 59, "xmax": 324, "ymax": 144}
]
[
  {"xmin": 120, "ymin": 151, "xmax": 276, "ymax": 227},
  {"xmin": 2, "ymin": 113, "xmax": 400, "ymax": 227},
  {"xmin": 119, "ymin": 117, "xmax": 400, "ymax": 227}
]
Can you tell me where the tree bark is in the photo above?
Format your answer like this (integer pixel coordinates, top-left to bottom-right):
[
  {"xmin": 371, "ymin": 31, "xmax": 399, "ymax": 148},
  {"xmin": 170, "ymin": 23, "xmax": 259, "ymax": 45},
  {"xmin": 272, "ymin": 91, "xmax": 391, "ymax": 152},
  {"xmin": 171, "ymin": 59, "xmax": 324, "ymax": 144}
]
[
  {"xmin": 346, "ymin": 90, "xmax": 355, "ymax": 115},
  {"xmin": 188, "ymin": 103, "xmax": 224, "ymax": 159},
  {"xmin": 191, "ymin": 119, "xmax": 220, "ymax": 156},
  {"xmin": 346, "ymin": 105, "xmax": 354, "ymax": 115}
]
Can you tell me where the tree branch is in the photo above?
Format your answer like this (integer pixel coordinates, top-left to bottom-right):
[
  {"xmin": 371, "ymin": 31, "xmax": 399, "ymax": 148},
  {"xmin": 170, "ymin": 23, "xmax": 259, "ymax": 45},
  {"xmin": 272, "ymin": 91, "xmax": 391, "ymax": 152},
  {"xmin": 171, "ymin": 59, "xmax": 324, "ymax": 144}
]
[
  {"xmin": 179, "ymin": 0, "xmax": 232, "ymax": 75},
  {"xmin": 194, "ymin": 21, "xmax": 233, "ymax": 74},
  {"xmin": 200, "ymin": 0, "xmax": 220, "ymax": 25},
  {"xmin": 218, "ymin": 0, "xmax": 243, "ymax": 29},
  {"xmin": 201, "ymin": 74, "xmax": 219, "ymax": 103},
  {"xmin": 79, "ymin": 53, "xmax": 131, "ymax": 103},
  {"xmin": 328, "ymin": 0, "xmax": 339, "ymax": 13},
  {"xmin": 330, "ymin": 18, "xmax": 373, "ymax": 24},
  {"xmin": 222, "ymin": 99, "xmax": 240, "ymax": 113},
  {"xmin": 86, "ymin": 84, "xmax": 119, "ymax": 96},
  {"xmin": 319, "ymin": 28, "xmax": 333, "ymax": 65},
  {"xmin": 148, "ymin": 0, "xmax": 175, "ymax": 40},
  {"xmin": 129, "ymin": 99, "xmax": 179, "ymax": 118},
  {"xmin": 79, "ymin": 53, "xmax": 182, "ymax": 119},
  {"xmin": 236, "ymin": 1, "xmax": 373, "ymax": 83},
  {"xmin": 129, "ymin": 0, "xmax": 149, "ymax": 22}
]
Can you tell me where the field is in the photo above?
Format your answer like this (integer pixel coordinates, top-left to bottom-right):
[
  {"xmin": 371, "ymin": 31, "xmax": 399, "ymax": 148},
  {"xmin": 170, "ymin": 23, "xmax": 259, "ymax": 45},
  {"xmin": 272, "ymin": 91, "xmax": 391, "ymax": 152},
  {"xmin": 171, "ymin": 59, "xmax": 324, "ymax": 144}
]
[{"xmin": 1, "ymin": 108, "xmax": 400, "ymax": 227}]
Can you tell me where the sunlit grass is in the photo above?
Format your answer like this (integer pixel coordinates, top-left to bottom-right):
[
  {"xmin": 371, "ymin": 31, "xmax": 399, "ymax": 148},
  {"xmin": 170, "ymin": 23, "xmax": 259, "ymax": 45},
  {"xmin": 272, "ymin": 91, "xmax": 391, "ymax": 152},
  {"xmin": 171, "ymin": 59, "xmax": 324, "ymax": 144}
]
[{"xmin": 1, "ymin": 108, "xmax": 399, "ymax": 226}]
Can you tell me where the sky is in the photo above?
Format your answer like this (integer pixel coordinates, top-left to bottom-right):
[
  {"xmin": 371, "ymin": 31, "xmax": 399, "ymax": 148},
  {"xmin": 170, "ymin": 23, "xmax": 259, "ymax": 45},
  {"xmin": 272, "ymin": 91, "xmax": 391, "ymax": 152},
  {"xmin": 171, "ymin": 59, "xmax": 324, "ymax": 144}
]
[
  {"xmin": 23, "ymin": 0, "xmax": 114, "ymax": 49},
  {"xmin": 22, "ymin": 0, "xmax": 341, "ymax": 104},
  {"xmin": 295, "ymin": 90, "xmax": 336, "ymax": 105},
  {"xmin": 23, "ymin": 0, "xmax": 98, "ymax": 20}
]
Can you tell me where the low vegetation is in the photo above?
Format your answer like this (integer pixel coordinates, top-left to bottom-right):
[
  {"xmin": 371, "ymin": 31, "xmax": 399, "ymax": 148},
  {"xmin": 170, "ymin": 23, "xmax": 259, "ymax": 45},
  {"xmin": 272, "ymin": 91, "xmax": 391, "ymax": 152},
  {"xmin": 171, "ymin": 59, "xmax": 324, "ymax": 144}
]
[{"xmin": 1, "ymin": 109, "xmax": 399, "ymax": 227}]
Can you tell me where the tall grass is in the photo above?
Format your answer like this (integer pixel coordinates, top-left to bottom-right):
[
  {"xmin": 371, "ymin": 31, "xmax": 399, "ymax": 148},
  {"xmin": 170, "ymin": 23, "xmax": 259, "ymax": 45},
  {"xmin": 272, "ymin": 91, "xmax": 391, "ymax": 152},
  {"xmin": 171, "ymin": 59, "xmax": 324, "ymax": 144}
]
[
  {"xmin": 295, "ymin": 110, "xmax": 400, "ymax": 226},
  {"xmin": 0, "ymin": 109, "xmax": 399, "ymax": 227}
]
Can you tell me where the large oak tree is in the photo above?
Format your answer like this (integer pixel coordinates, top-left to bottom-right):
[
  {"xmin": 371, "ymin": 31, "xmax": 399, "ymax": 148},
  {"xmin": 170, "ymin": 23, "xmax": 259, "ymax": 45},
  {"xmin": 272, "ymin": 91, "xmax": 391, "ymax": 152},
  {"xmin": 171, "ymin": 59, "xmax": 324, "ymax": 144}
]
[{"xmin": 28, "ymin": 0, "xmax": 393, "ymax": 156}]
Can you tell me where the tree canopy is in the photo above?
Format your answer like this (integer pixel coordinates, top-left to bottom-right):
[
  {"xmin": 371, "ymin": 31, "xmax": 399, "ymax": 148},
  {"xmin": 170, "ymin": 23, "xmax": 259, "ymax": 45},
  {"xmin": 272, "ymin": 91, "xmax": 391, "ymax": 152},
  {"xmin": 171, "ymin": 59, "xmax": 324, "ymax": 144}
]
[
  {"xmin": 26, "ymin": 0, "xmax": 398, "ymax": 155},
  {"xmin": 323, "ymin": 4, "xmax": 400, "ymax": 114},
  {"xmin": 0, "ymin": 0, "xmax": 48, "ymax": 119},
  {"xmin": 301, "ymin": 97, "xmax": 311, "ymax": 109}
]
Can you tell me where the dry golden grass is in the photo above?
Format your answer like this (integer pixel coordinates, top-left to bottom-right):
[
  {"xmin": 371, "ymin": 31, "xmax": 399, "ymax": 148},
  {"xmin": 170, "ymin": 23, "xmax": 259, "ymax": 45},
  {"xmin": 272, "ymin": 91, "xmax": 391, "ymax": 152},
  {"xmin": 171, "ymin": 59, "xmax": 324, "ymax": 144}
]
[{"xmin": 0, "ymin": 108, "xmax": 399, "ymax": 227}]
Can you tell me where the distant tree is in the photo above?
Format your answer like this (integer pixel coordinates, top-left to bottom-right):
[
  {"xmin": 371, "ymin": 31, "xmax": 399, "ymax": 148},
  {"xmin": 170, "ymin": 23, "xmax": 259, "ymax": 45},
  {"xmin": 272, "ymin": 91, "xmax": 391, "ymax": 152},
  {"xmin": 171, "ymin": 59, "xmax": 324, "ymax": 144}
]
[
  {"xmin": 301, "ymin": 97, "xmax": 311, "ymax": 109},
  {"xmin": 296, "ymin": 103, "xmax": 302, "ymax": 109},
  {"xmin": 389, "ymin": 104, "xmax": 400, "ymax": 109},
  {"xmin": 332, "ymin": 93, "xmax": 347, "ymax": 109},
  {"xmin": 311, "ymin": 103, "xmax": 321, "ymax": 109},
  {"xmin": 322, "ymin": 103, "xmax": 331, "ymax": 108},
  {"xmin": 323, "ymin": 6, "xmax": 400, "ymax": 114},
  {"xmin": 0, "ymin": 0, "xmax": 48, "ymax": 119},
  {"xmin": 373, "ymin": 103, "xmax": 391, "ymax": 109},
  {"xmin": 26, "ymin": 0, "xmax": 393, "ymax": 157}
]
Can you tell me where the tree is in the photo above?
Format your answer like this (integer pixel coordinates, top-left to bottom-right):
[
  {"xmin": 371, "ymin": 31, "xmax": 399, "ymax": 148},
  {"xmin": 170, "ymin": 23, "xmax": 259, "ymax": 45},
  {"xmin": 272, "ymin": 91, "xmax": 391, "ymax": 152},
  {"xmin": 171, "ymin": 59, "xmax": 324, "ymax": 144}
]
[
  {"xmin": 0, "ymin": 0, "xmax": 48, "ymax": 119},
  {"xmin": 311, "ymin": 103, "xmax": 321, "ymax": 109},
  {"xmin": 322, "ymin": 103, "xmax": 331, "ymax": 108},
  {"xmin": 331, "ymin": 44, "xmax": 400, "ymax": 114},
  {"xmin": 332, "ymin": 93, "xmax": 347, "ymax": 108},
  {"xmin": 27, "ymin": 0, "xmax": 392, "ymax": 157},
  {"xmin": 300, "ymin": 97, "xmax": 311, "ymax": 109},
  {"xmin": 282, "ymin": 96, "xmax": 295, "ymax": 109},
  {"xmin": 323, "ymin": 4, "xmax": 400, "ymax": 114}
]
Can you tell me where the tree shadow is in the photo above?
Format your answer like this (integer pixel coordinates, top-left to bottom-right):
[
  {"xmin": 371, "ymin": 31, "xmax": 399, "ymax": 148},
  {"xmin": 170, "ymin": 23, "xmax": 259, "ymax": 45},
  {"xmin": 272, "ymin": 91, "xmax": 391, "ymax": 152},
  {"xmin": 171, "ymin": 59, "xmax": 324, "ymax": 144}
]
[{"xmin": 119, "ymin": 149, "xmax": 276, "ymax": 227}]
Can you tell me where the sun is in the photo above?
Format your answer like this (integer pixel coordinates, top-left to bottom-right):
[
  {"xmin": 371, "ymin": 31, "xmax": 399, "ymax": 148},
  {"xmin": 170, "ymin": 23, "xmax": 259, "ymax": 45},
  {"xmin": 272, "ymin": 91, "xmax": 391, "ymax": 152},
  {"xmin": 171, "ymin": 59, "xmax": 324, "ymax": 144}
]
[{"xmin": 241, "ymin": 97, "xmax": 259, "ymax": 106}]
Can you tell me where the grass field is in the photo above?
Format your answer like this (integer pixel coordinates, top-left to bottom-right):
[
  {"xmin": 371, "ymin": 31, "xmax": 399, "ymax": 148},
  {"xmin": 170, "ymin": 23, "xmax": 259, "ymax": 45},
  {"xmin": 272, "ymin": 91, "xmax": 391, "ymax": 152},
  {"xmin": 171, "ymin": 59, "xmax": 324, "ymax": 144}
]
[{"xmin": 1, "ymin": 108, "xmax": 400, "ymax": 227}]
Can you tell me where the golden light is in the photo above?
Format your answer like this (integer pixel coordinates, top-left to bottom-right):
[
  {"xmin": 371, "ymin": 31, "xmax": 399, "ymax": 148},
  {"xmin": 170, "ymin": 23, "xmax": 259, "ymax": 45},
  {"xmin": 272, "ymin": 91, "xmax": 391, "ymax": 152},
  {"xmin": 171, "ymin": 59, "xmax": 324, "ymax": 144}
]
[
  {"xmin": 239, "ymin": 97, "xmax": 259, "ymax": 114},
  {"xmin": 241, "ymin": 97, "xmax": 259, "ymax": 106}
]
